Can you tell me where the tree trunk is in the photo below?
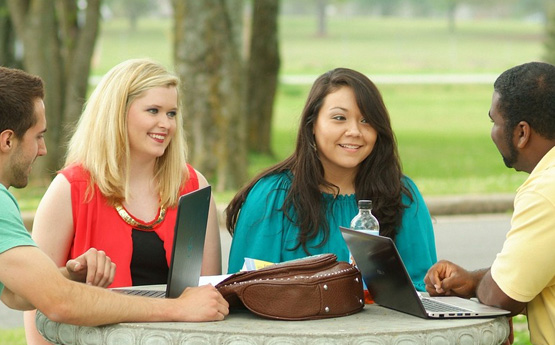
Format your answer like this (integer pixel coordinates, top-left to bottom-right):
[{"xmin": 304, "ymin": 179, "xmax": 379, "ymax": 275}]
[
  {"xmin": 447, "ymin": 2, "xmax": 457, "ymax": 34},
  {"xmin": 0, "ymin": 0, "xmax": 21, "ymax": 68},
  {"xmin": 173, "ymin": 0, "xmax": 247, "ymax": 191},
  {"xmin": 545, "ymin": 3, "xmax": 555, "ymax": 65},
  {"xmin": 7, "ymin": 0, "xmax": 101, "ymax": 182},
  {"xmin": 245, "ymin": 0, "xmax": 280, "ymax": 155},
  {"xmin": 316, "ymin": 0, "xmax": 326, "ymax": 37}
]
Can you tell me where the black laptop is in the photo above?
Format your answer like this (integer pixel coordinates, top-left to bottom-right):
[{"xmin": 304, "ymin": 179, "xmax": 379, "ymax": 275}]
[
  {"xmin": 340, "ymin": 227, "xmax": 510, "ymax": 319},
  {"xmin": 114, "ymin": 186, "xmax": 211, "ymax": 298}
]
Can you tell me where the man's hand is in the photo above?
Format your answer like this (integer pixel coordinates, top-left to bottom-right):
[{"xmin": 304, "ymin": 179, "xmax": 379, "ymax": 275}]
[
  {"xmin": 424, "ymin": 260, "xmax": 485, "ymax": 299},
  {"xmin": 65, "ymin": 248, "xmax": 116, "ymax": 287},
  {"xmin": 174, "ymin": 284, "xmax": 229, "ymax": 321}
]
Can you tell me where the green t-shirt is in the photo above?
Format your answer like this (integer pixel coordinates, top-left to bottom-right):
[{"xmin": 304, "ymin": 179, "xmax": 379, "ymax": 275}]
[{"xmin": 0, "ymin": 184, "xmax": 36, "ymax": 294}]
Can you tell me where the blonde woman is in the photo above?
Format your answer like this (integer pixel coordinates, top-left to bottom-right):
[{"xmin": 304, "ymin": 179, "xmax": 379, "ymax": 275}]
[{"xmin": 24, "ymin": 59, "xmax": 222, "ymax": 344}]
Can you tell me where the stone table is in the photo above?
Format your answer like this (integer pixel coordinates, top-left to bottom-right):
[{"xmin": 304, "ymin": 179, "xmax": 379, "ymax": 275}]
[{"xmin": 37, "ymin": 304, "xmax": 509, "ymax": 345}]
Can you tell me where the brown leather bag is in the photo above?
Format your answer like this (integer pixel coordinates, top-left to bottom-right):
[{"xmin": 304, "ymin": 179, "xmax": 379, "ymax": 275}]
[{"xmin": 216, "ymin": 253, "xmax": 365, "ymax": 320}]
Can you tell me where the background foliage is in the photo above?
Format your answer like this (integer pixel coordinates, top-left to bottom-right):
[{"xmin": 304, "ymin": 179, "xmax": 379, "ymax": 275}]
[
  {"xmin": 10, "ymin": 15, "xmax": 543, "ymax": 206},
  {"xmin": 14, "ymin": 14, "xmax": 541, "ymax": 204}
]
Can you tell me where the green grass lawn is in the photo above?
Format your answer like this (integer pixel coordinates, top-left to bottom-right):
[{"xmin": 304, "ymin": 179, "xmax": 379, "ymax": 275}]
[
  {"xmin": 279, "ymin": 17, "xmax": 543, "ymax": 75},
  {"xmin": 0, "ymin": 328, "xmax": 26, "ymax": 345},
  {"xmin": 91, "ymin": 15, "xmax": 538, "ymax": 199},
  {"xmin": 94, "ymin": 16, "xmax": 543, "ymax": 75}
]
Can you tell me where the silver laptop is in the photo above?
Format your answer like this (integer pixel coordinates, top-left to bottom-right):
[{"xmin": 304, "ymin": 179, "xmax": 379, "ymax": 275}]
[
  {"xmin": 340, "ymin": 227, "xmax": 510, "ymax": 318},
  {"xmin": 114, "ymin": 186, "xmax": 211, "ymax": 298}
]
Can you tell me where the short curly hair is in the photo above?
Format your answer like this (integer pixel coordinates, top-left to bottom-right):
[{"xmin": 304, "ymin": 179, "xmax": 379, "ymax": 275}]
[{"xmin": 494, "ymin": 62, "xmax": 555, "ymax": 140}]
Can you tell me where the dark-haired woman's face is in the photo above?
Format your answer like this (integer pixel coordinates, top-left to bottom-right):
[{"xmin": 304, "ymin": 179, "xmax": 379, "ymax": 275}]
[{"xmin": 313, "ymin": 86, "xmax": 377, "ymax": 178}]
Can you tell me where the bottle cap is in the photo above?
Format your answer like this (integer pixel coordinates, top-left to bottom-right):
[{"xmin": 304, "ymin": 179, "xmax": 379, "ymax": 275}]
[{"xmin": 358, "ymin": 199, "xmax": 372, "ymax": 209}]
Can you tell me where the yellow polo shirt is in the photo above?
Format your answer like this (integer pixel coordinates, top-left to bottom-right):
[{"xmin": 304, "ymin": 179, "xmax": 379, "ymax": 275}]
[{"xmin": 491, "ymin": 146, "xmax": 555, "ymax": 345}]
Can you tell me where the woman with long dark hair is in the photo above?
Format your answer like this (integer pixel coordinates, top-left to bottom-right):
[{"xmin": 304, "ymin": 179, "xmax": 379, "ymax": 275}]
[{"xmin": 226, "ymin": 68, "xmax": 436, "ymax": 291}]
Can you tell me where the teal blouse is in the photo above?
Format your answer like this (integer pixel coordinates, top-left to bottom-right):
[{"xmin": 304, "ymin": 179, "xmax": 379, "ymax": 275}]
[{"xmin": 227, "ymin": 171, "xmax": 437, "ymax": 291}]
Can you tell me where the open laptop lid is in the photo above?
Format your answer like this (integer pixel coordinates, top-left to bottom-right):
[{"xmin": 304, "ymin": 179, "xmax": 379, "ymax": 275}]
[
  {"xmin": 340, "ymin": 227, "xmax": 509, "ymax": 319},
  {"xmin": 340, "ymin": 226, "xmax": 427, "ymax": 317},
  {"xmin": 166, "ymin": 185, "xmax": 211, "ymax": 298}
]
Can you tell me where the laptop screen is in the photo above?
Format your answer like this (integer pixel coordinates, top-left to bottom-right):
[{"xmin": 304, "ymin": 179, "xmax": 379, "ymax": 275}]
[{"xmin": 166, "ymin": 186, "xmax": 211, "ymax": 298}]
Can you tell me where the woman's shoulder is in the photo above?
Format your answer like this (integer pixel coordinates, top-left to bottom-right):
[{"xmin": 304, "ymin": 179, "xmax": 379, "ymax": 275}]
[
  {"xmin": 59, "ymin": 164, "xmax": 91, "ymax": 184},
  {"xmin": 241, "ymin": 171, "xmax": 293, "ymax": 203},
  {"xmin": 253, "ymin": 170, "xmax": 293, "ymax": 190},
  {"xmin": 401, "ymin": 175, "xmax": 423, "ymax": 195},
  {"xmin": 401, "ymin": 174, "xmax": 415, "ymax": 186},
  {"xmin": 400, "ymin": 175, "xmax": 425, "ymax": 204},
  {"xmin": 176, "ymin": 164, "xmax": 200, "ymax": 195},
  {"xmin": 237, "ymin": 172, "xmax": 294, "ymax": 219},
  {"xmin": 185, "ymin": 163, "xmax": 197, "ymax": 178}
]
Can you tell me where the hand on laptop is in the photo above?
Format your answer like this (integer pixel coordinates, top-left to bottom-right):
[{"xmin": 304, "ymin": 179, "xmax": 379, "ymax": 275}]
[
  {"xmin": 424, "ymin": 260, "xmax": 481, "ymax": 299},
  {"xmin": 175, "ymin": 284, "xmax": 230, "ymax": 321},
  {"xmin": 65, "ymin": 248, "xmax": 116, "ymax": 287}
]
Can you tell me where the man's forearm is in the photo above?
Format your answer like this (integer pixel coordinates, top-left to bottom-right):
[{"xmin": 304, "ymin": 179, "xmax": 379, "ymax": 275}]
[
  {"xmin": 58, "ymin": 267, "xmax": 71, "ymax": 280},
  {"xmin": 40, "ymin": 282, "xmax": 175, "ymax": 326},
  {"xmin": 476, "ymin": 270, "xmax": 526, "ymax": 315},
  {"xmin": 0, "ymin": 288, "xmax": 34, "ymax": 311},
  {"xmin": 469, "ymin": 268, "xmax": 490, "ymax": 297},
  {"xmin": 1, "ymin": 247, "xmax": 165, "ymax": 324}
]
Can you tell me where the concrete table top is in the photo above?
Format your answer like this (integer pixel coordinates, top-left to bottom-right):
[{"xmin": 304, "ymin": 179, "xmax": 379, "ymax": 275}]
[{"xmin": 37, "ymin": 301, "xmax": 509, "ymax": 345}]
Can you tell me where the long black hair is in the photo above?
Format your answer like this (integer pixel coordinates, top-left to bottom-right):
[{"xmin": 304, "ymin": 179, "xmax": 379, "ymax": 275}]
[{"xmin": 226, "ymin": 68, "xmax": 411, "ymax": 254}]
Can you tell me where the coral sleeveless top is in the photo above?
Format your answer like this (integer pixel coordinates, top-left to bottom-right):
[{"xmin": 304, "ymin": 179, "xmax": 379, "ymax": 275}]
[{"xmin": 60, "ymin": 164, "xmax": 199, "ymax": 287}]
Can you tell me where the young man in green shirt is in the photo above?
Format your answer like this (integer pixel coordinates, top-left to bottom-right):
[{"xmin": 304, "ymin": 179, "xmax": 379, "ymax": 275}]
[{"xmin": 0, "ymin": 66, "xmax": 228, "ymax": 327}]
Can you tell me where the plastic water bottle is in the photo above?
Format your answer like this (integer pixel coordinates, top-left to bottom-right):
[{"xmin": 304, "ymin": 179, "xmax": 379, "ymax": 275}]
[
  {"xmin": 350, "ymin": 200, "xmax": 379, "ymax": 236},
  {"xmin": 350, "ymin": 199, "xmax": 379, "ymax": 304}
]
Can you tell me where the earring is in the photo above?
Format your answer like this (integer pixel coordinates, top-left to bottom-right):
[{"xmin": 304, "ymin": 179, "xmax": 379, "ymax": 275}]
[{"xmin": 310, "ymin": 141, "xmax": 317, "ymax": 152}]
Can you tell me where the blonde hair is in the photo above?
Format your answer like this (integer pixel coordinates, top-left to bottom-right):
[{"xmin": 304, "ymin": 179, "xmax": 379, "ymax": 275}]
[{"xmin": 65, "ymin": 58, "xmax": 188, "ymax": 207}]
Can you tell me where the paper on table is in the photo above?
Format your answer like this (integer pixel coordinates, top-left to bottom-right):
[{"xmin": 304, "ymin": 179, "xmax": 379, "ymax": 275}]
[
  {"xmin": 199, "ymin": 274, "xmax": 231, "ymax": 286},
  {"xmin": 199, "ymin": 258, "xmax": 276, "ymax": 287},
  {"xmin": 240, "ymin": 257, "xmax": 275, "ymax": 271}
]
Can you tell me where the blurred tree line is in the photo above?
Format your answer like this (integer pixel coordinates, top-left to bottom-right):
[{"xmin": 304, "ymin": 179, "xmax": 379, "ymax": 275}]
[
  {"xmin": 283, "ymin": 0, "xmax": 549, "ymax": 33},
  {"xmin": 0, "ymin": 0, "xmax": 554, "ymax": 191},
  {"xmin": 4, "ymin": 0, "xmax": 101, "ymax": 184},
  {"xmin": 545, "ymin": 2, "xmax": 555, "ymax": 64}
]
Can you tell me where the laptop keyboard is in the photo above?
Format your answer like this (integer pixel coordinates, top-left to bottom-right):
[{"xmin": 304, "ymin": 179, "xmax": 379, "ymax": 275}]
[{"xmin": 421, "ymin": 298, "xmax": 471, "ymax": 312}]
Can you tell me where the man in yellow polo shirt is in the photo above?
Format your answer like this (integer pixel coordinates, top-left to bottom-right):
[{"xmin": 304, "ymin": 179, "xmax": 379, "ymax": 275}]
[{"xmin": 424, "ymin": 61, "xmax": 555, "ymax": 345}]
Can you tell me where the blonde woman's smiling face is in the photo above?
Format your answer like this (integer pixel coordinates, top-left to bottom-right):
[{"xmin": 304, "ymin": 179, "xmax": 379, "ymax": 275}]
[
  {"xmin": 313, "ymin": 86, "xmax": 378, "ymax": 177},
  {"xmin": 127, "ymin": 86, "xmax": 178, "ymax": 161}
]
